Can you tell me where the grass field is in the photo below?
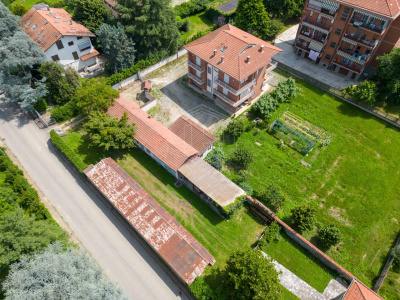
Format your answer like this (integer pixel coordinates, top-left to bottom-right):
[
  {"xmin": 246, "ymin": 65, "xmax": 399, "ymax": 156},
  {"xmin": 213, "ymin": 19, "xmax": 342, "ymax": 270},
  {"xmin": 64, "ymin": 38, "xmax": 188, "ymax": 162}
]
[
  {"xmin": 6, "ymin": 0, "xmax": 63, "ymax": 9},
  {"xmin": 178, "ymin": 12, "xmax": 214, "ymax": 41},
  {"xmin": 216, "ymin": 70, "xmax": 400, "ymax": 297}
]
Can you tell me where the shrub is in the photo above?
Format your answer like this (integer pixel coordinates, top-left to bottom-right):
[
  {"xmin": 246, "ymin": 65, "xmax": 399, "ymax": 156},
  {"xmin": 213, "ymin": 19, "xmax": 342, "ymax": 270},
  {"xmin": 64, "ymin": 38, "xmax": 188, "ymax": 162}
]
[
  {"xmin": 231, "ymin": 146, "xmax": 253, "ymax": 169},
  {"xmin": 204, "ymin": 3, "xmax": 236, "ymax": 22},
  {"xmin": 255, "ymin": 184, "xmax": 285, "ymax": 210},
  {"xmin": 319, "ymin": 224, "xmax": 342, "ymax": 248},
  {"xmin": 0, "ymin": 155, "xmax": 14, "ymax": 171},
  {"xmin": 182, "ymin": 18, "xmax": 191, "ymax": 32},
  {"xmin": 11, "ymin": 3, "xmax": 28, "ymax": 16},
  {"xmin": 347, "ymin": 80, "xmax": 377, "ymax": 105},
  {"xmin": 267, "ymin": 19, "xmax": 284, "ymax": 39},
  {"xmin": 253, "ymin": 94, "xmax": 278, "ymax": 119},
  {"xmin": 291, "ymin": 205, "xmax": 316, "ymax": 231},
  {"xmin": 174, "ymin": 0, "xmax": 210, "ymax": 18},
  {"xmin": 258, "ymin": 221, "xmax": 280, "ymax": 247},
  {"xmin": 275, "ymin": 77, "xmax": 298, "ymax": 102},
  {"xmin": 208, "ymin": 154, "xmax": 223, "ymax": 170},
  {"xmin": 50, "ymin": 130, "xmax": 88, "ymax": 173},
  {"xmin": 239, "ymin": 182, "xmax": 253, "ymax": 196},
  {"xmin": 189, "ymin": 277, "xmax": 214, "ymax": 300},
  {"xmin": 33, "ymin": 98, "xmax": 48, "ymax": 112},
  {"xmin": 219, "ymin": 195, "xmax": 246, "ymax": 219},
  {"xmin": 226, "ymin": 118, "xmax": 245, "ymax": 139},
  {"xmin": 392, "ymin": 245, "xmax": 400, "ymax": 264},
  {"xmin": 236, "ymin": 169, "xmax": 250, "ymax": 183},
  {"xmin": 50, "ymin": 101, "xmax": 82, "ymax": 123}
]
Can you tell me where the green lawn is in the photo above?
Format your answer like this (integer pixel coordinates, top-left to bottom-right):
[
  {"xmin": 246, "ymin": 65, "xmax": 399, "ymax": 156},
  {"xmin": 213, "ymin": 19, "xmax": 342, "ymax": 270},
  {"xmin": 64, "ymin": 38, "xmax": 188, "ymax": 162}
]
[
  {"xmin": 262, "ymin": 232, "xmax": 336, "ymax": 293},
  {"xmin": 217, "ymin": 70, "xmax": 400, "ymax": 297},
  {"xmin": 178, "ymin": 12, "xmax": 214, "ymax": 41},
  {"xmin": 7, "ymin": 0, "xmax": 63, "ymax": 9},
  {"xmin": 280, "ymin": 285, "xmax": 300, "ymax": 300}
]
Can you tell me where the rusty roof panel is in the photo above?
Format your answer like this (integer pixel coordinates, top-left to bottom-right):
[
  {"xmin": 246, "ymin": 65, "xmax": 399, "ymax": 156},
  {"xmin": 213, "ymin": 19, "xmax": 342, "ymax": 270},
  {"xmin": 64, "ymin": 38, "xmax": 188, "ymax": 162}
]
[{"xmin": 84, "ymin": 158, "xmax": 215, "ymax": 284}]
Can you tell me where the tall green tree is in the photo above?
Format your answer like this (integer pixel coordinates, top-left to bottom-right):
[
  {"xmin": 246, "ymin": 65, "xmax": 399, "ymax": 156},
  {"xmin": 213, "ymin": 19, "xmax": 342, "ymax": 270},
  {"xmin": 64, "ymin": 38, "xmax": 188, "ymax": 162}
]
[
  {"xmin": 373, "ymin": 48, "xmax": 400, "ymax": 104},
  {"xmin": 97, "ymin": 23, "xmax": 136, "ymax": 73},
  {"xmin": 235, "ymin": 0, "xmax": 270, "ymax": 40},
  {"xmin": 117, "ymin": 0, "xmax": 180, "ymax": 59},
  {"xmin": 73, "ymin": 0, "xmax": 111, "ymax": 33},
  {"xmin": 39, "ymin": 62, "xmax": 81, "ymax": 105},
  {"xmin": 10, "ymin": 3, "xmax": 28, "ymax": 16},
  {"xmin": 225, "ymin": 249, "xmax": 280, "ymax": 300},
  {"xmin": 75, "ymin": 78, "xmax": 119, "ymax": 114},
  {"xmin": 0, "ymin": 2, "xmax": 47, "ymax": 108},
  {"xmin": 346, "ymin": 80, "xmax": 377, "ymax": 105},
  {"xmin": 3, "ymin": 243, "xmax": 127, "ymax": 299},
  {"xmin": 85, "ymin": 111, "xmax": 136, "ymax": 151},
  {"xmin": 263, "ymin": 0, "xmax": 303, "ymax": 20}
]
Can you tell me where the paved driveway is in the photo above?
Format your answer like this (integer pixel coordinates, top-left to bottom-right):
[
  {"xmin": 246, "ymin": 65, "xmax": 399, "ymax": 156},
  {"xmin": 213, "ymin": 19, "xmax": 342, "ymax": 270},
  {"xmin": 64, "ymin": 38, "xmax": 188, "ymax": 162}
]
[{"xmin": 0, "ymin": 97, "xmax": 190, "ymax": 300}]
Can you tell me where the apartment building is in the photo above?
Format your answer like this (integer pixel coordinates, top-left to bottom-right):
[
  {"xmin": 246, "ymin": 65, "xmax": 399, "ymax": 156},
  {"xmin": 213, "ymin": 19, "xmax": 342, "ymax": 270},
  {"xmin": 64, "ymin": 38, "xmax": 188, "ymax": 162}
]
[
  {"xmin": 184, "ymin": 24, "xmax": 282, "ymax": 113},
  {"xmin": 20, "ymin": 4, "xmax": 99, "ymax": 72},
  {"xmin": 295, "ymin": 0, "xmax": 400, "ymax": 80}
]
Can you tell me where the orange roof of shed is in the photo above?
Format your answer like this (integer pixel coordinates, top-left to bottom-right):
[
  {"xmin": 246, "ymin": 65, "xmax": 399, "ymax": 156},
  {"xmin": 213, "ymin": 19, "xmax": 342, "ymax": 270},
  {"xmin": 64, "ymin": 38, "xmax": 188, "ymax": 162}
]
[{"xmin": 342, "ymin": 280, "xmax": 384, "ymax": 300}]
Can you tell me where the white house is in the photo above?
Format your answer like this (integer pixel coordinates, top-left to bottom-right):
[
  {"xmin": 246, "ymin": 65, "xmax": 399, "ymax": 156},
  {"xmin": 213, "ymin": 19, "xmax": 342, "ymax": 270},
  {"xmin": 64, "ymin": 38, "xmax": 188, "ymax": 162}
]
[{"xmin": 20, "ymin": 4, "xmax": 99, "ymax": 72}]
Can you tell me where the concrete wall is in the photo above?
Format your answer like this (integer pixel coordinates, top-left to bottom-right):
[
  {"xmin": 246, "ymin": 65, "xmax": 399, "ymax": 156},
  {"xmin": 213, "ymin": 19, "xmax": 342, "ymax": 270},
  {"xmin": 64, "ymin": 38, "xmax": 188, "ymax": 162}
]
[{"xmin": 141, "ymin": 97, "xmax": 157, "ymax": 112}]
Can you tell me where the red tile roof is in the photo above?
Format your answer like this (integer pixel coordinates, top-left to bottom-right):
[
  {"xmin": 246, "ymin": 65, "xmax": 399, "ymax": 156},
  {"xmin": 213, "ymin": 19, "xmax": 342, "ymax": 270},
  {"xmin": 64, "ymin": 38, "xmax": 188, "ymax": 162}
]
[
  {"xmin": 141, "ymin": 80, "xmax": 151, "ymax": 90},
  {"xmin": 84, "ymin": 158, "xmax": 215, "ymax": 285},
  {"xmin": 20, "ymin": 7, "xmax": 95, "ymax": 51},
  {"xmin": 104, "ymin": 0, "xmax": 117, "ymax": 8},
  {"xmin": 169, "ymin": 116, "xmax": 218, "ymax": 154},
  {"xmin": 107, "ymin": 97, "xmax": 199, "ymax": 173},
  {"xmin": 80, "ymin": 49, "xmax": 99, "ymax": 61},
  {"xmin": 184, "ymin": 24, "xmax": 282, "ymax": 81},
  {"xmin": 342, "ymin": 280, "xmax": 384, "ymax": 300},
  {"xmin": 338, "ymin": 0, "xmax": 400, "ymax": 18}
]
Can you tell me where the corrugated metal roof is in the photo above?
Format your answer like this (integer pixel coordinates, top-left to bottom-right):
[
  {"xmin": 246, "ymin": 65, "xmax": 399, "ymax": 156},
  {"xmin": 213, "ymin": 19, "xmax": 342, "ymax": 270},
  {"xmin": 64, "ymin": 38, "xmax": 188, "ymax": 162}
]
[
  {"xmin": 84, "ymin": 158, "xmax": 215, "ymax": 285},
  {"xmin": 178, "ymin": 157, "xmax": 245, "ymax": 207}
]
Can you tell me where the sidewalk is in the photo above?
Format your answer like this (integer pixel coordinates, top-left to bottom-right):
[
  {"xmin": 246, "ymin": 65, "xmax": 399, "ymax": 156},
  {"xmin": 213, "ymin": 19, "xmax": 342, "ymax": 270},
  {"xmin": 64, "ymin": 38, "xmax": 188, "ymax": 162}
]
[{"xmin": 273, "ymin": 25, "xmax": 357, "ymax": 91}]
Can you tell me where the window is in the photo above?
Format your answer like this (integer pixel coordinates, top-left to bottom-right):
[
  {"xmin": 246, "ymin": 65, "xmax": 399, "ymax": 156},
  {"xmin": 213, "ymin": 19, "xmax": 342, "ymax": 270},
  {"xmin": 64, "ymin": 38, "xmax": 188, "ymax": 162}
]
[
  {"xmin": 208, "ymin": 66, "xmax": 211, "ymax": 74},
  {"xmin": 72, "ymin": 51, "xmax": 79, "ymax": 60},
  {"xmin": 56, "ymin": 40, "xmax": 64, "ymax": 50},
  {"xmin": 214, "ymin": 67, "xmax": 219, "ymax": 73},
  {"xmin": 51, "ymin": 55, "xmax": 60, "ymax": 62},
  {"xmin": 196, "ymin": 56, "xmax": 201, "ymax": 66},
  {"xmin": 334, "ymin": 28, "xmax": 341, "ymax": 35},
  {"xmin": 196, "ymin": 70, "xmax": 201, "ymax": 78},
  {"xmin": 340, "ymin": 7, "xmax": 350, "ymax": 21},
  {"xmin": 77, "ymin": 36, "xmax": 83, "ymax": 40},
  {"xmin": 223, "ymin": 88, "xmax": 228, "ymax": 95},
  {"xmin": 37, "ymin": 31, "xmax": 42, "ymax": 35},
  {"xmin": 39, "ymin": 35, "xmax": 44, "ymax": 41},
  {"xmin": 68, "ymin": 41, "xmax": 74, "ymax": 46},
  {"xmin": 220, "ymin": 46, "xmax": 227, "ymax": 52},
  {"xmin": 325, "ymin": 54, "xmax": 332, "ymax": 60},
  {"xmin": 26, "ymin": 22, "xmax": 31, "ymax": 26},
  {"xmin": 207, "ymin": 79, "xmax": 211, "ymax": 87},
  {"xmin": 329, "ymin": 41, "xmax": 336, "ymax": 48},
  {"xmin": 31, "ymin": 25, "xmax": 37, "ymax": 30},
  {"xmin": 224, "ymin": 73, "xmax": 229, "ymax": 84}
]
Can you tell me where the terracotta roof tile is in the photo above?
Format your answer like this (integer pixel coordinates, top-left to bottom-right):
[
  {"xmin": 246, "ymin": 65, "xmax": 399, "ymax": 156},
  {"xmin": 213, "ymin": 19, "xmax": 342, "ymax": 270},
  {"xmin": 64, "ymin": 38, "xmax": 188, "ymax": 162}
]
[
  {"xmin": 20, "ymin": 7, "xmax": 95, "ymax": 51},
  {"xmin": 169, "ymin": 116, "xmax": 218, "ymax": 154},
  {"xmin": 107, "ymin": 97, "xmax": 199, "ymax": 173},
  {"xmin": 338, "ymin": 0, "xmax": 400, "ymax": 17},
  {"xmin": 342, "ymin": 280, "xmax": 384, "ymax": 300},
  {"xmin": 84, "ymin": 158, "xmax": 215, "ymax": 285},
  {"xmin": 184, "ymin": 24, "xmax": 282, "ymax": 81},
  {"xmin": 80, "ymin": 49, "xmax": 99, "ymax": 61}
]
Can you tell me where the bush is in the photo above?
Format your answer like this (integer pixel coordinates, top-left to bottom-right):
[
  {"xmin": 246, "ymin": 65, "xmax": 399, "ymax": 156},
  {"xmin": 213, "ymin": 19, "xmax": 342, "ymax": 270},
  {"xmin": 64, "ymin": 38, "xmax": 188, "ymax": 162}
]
[
  {"xmin": 252, "ymin": 94, "xmax": 278, "ymax": 119},
  {"xmin": 231, "ymin": 146, "xmax": 253, "ymax": 169},
  {"xmin": 33, "ymin": 98, "xmax": 48, "ymax": 112},
  {"xmin": 275, "ymin": 77, "xmax": 298, "ymax": 102},
  {"xmin": 10, "ymin": 3, "xmax": 28, "ymax": 16},
  {"xmin": 239, "ymin": 182, "xmax": 253, "ymax": 196},
  {"xmin": 50, "ymin": 130, "xmax": 88, "ymax": 173},
  {"xmin": 189, "ymin": 277, "xmax": 214, "ymax": 300},
  {"xmin": 205, "ymin": 146, "xmax": 225, "ymax": 170},
  {"xmin": 219, "ymin": 195, "xmax": 246, "ymax": 219},
  {"xmin": 50, "ymin": 101, "xmax": 82, "ymax": 123},
  {"xmin": 291, "ymin": 205, "xmax": 316, "ymax": 232},
  {"xmin": 346, "ymin": 80, "xmax": 377, "ymax": 105},
  {"xmin": 255, "ymin": 184, "xmax": 285, "ymax": 210},
  {"xmin": 267, "ymin": 19, "xmax": 284, "ymax": 39},
  {"xmin": 174, "ymin": 0, "xmax": 210, "ymax": 18},
  {"xmin": 392, "ymin": 245, "xmax": 400, "ymax": 264},
  {"xmin": 236, "ymin": 169, "xmax": 250, "ymax": 183},
  {"xmin": 319, "ymin": 224, "xmax": 342, "ymax": 248},
  {"xmin": 258, "ymin": 221, "xmax": 280, "ymax": 247},
  {"xmin": 204, "ymin": 4, "xmax": 236, "ymax": 22},
  {"xmin": 226, "ymin": 118, "xmax": 245, "ymax": 139}
]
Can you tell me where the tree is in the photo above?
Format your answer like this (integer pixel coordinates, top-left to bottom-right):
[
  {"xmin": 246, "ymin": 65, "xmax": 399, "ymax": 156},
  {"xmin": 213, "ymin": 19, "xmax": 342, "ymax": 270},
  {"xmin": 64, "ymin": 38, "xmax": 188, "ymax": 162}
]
[
  {"xmin": 75, "ymin": 78, "xmax": 119, "ymax": 114},
  {"xmin": 346, "ymin": 80, "xmax": 377, "ymax": 105},
  {"xmin": 291, "ymin": 204, "xmax": 316, "ymax": 231},
  {"xmin": 3, "ymin": 242, "xmax": 127, "ymax": 299},
  {"xmin": 0, "ymin": 3, "xmax": 47, "ymax": 108},
  {"xmin": 275, "ymin": 77, "xmax": 298, "ymax": 101},
  {"xmin": 0, "ymin": 208, "xmax": 69, "ymax": 269},
  {"xmin": 85, "ymin": 111, "xmax": 136, "ymax": 151},
  {"xmin": 373, "ymin": 48, "xmax": 400, "ymax": 104},
  {"xmin": 255, "ymin": 184, "xmax": 285, "ymax": 210},
  {"xmin": 263, "ymin": 0, "xmax": 303, "ymax": 20},
  {"xmin": 226, "ymin": 118, "xmax": 245, "ymax": 139},
  {"xmin": 225, "ymin": 249, "xmax": 280, "ymax": 300},
  {"xmin": 258, "ymin": 221, "xmax": 281, "ymax": 247},
  {"xmin": 319, "ymin": 224, "xmax": 342, "ymax": 248},
  {"xmin": 189, "ymin": 277, "xmax": 215, "ymax": 300},
  {"xmin": 10, "ymin": 3, "xmax": 28, "ymax": 16},
  {"xmin": 97, "ymin": 23, "xmax": 136, "ymax": 73},
  {"xmin": 253, "ymin": 94, "xmax": 278, "ymax": 119},
  {"xmin": 0, "ymin": 187, "xmax": 18, "ymax": 215},
  {"xmin": 267, "ymin": 19, "xmax": 284, "ymax": 39},
  {"xmin": 73, "ymin": 0, "xmax": 111, "ymax": 33},
  {"xmin": 118, "ymin": 0, "xmax": 180, "ymax": 59},
  {"xmin": 39, "ymin": 62, "xmax": 81, "ymax": 105},
  {"xmin": 235, "ymin": 0, "xmax": 270, "ymax": 40},
  {"xmin": 231, "ymin": 146, "xmax": 253, "ymax": 169}
]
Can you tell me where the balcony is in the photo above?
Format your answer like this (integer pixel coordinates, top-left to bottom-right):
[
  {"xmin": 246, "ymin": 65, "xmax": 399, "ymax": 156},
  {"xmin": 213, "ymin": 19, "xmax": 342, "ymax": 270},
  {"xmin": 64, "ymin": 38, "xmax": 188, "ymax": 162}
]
[
  {"xmin": 333, "ymin": 57, "xmax": 363, "ymax": 74},
  {"xmin": 213, "ymin": 89, "xmax": 236, "ymax": 106},
  {"xmin": 188, "ymin": 72, "xmax": 205, "ymax": 85},
  {"xmin": 295, "ymin": 42, "xmax": 311, "ymax": 52},
  {"xmin": 214, "ymin": 78, "xmax": 255, "ymax": 96},
  {"xmin": 349, "ymin": 18, "xmax": 385, "ymax": 34},
  {"xmin": 342, "ymin": 32, "xmax": 379, "ymax": 49},
  {"xmin": 337, "ymin": 47, "xmax": 371, "ymax": 62},
  {"xmin": 263, "ymin": 73, "xmax": 275, "ymax": 85},
  {"xmin": 307, "ymin": 3, "xmax": 337, "ymax": 17},
  {"xmin": 299, "ymin": 29, "xmax": 327, "ymax": 44},
  {"xmin": 265, "ymin": 62, "xmax": 278, "ymax": 73},
  {"xmin": 302, "ymin": 16, "xmax": 332, "ymax": 32},
  {"xmin": 188, "ymin": 61, "xmax": 205, "ymax": 73}
]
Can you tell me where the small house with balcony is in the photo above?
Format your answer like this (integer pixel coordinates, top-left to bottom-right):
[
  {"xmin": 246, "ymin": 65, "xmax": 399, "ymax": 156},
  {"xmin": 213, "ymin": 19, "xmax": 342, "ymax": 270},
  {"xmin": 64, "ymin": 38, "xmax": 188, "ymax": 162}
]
[
  {"xmin": 184, "ymin": 24, "xmax": 282, "ymax": 113},
  {"xmin": 20, "ymin": 4, "xmax": 100, "ymax": 72}
]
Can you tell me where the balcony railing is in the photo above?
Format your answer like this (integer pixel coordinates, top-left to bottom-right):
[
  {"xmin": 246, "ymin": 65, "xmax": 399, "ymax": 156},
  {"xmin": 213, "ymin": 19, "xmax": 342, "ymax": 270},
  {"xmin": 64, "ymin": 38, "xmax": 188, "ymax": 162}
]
[
  {"xmin": 214, "ymin": 78, "xmax": 256, "ymax": 96},
  {"xmin": 265, "ymin": 62, "xmax": 278, "ymax": 73},
  {"xmin": 188, "ymin": 72, "xmax": 205, "ymax": 85},
  {"xmin": 299, "ymin": 31, "xmax": 327, "ymax": 44},
  {"xmin": 188, "ymin": 61, "xmax": 205, "ymax": 73},
  {"xmin": 263, "ymin": 73, "xmax": 275, "ymax": 85},
  {"xmin": 295, "ymin": 42, "xmax": 311, "ymax": 52},
  {"xmin": 307, "ymin": 4, "xmax": 337, "ymax": 17},
  {"xmin": 213, "ymin": 90, "xmax": 236, "ymax": 106},
  {"xmin": 333, "ymin": 57, "xmax": 363, "ymax": 74},
  {"xmin": 342, "ymin": 32, "xmax": 379, "ymax": 49},
  {"xmin": 337, "ymin": 47, "xmax": 371, "ymax": 62},
  {"xmin": 349, "ymin": 18, "xmax": 385, "ymax": 34},
  {"xmin": 302, "ymin": 17, "xmax": 332, "ymax": 32}
]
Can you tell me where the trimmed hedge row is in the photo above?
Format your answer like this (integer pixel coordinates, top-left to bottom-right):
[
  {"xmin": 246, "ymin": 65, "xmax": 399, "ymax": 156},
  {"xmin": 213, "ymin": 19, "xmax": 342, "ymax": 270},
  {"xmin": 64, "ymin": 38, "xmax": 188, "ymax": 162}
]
[
  {"xmin": 50, "ymin": 130, "xmax": 88, "ymax": 173},
  {"xmin": 174, "ymin": 0, "xmax": 211, "ymax": 18},
  {"xmin": 50, "ymin": 100, "xmax": 82, "ymax": 123}
]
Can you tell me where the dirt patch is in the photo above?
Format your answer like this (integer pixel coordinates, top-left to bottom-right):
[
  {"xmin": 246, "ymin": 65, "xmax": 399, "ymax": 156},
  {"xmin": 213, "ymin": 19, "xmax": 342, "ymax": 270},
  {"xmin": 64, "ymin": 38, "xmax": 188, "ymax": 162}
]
[
  {"xmin": 328, "ymin": 206, "xmax": 352, "ymax": 226},
  {"xmin": 369, "ymin": 250, "xmax": 381, "ymax": 268},
  {"xmin": 311, "ymin": 149, "xmax": 320, "ymax": 161}
]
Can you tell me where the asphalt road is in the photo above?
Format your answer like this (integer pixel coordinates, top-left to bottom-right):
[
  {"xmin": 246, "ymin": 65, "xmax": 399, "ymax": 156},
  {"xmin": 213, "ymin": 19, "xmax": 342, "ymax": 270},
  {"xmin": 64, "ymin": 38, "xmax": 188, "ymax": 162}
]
[{"xmin": 0, "ymin": 97, "xmax": 190, "ymax": 300}]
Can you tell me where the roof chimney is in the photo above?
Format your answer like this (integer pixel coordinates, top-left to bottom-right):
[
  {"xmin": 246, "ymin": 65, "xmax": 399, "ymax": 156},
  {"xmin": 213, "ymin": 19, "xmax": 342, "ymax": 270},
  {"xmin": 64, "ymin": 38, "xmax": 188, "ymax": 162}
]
[
  {"xmin": 221, "ymin": 56, "xmax": 224, "ymax": 63},
  {"xmin": 247, "ymin": 55, "xmax": 251, "ymax": 63},
  {"xmin": 213, "ymin": 49, "xmax": 217, "ymax": 56},
  {"xmin": 260, "ymin": 45, "xmax": 265, "ymax": 52}
]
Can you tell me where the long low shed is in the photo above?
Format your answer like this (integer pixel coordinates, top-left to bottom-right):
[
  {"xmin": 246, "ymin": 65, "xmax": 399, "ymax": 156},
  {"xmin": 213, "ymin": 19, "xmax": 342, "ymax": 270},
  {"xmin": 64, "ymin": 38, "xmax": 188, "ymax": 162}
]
[{"xmin": 84, "ymin": 158, "xmax": 215, "ymax": 285}]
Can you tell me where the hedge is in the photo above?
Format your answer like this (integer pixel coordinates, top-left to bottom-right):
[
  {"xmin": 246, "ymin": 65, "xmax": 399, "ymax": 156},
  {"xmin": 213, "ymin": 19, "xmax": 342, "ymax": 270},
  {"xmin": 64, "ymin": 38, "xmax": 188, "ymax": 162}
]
[
  {"xmin": 174, "ymin": 0, "xmax": 211, "ymax": 18},
  {"xmin": 50, "ymin": 100, "xmax": 82, "ymax": 123},
  {"xmin": 204, "ymin": 3, "xmax": 236, "ymax": 22},
  {"xmin": 50, "ymin": 130, "xmax": 88, "ymax": 173}
]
